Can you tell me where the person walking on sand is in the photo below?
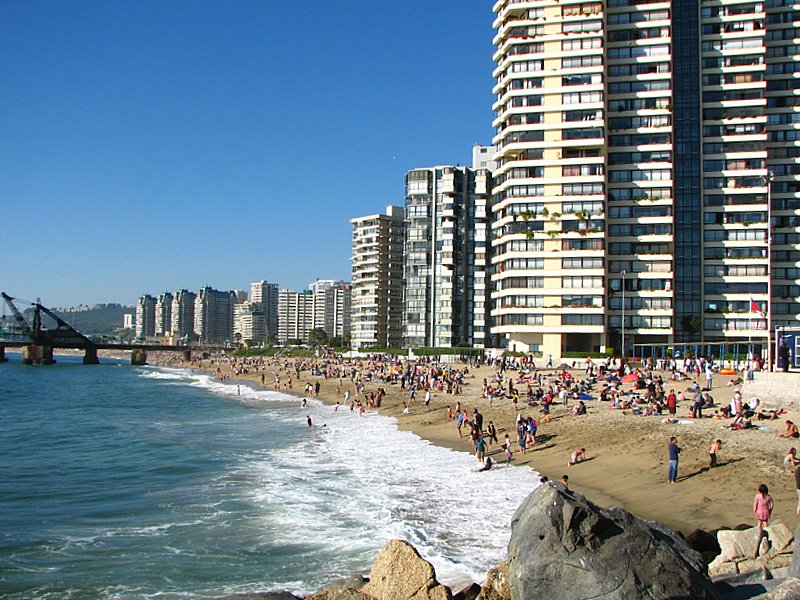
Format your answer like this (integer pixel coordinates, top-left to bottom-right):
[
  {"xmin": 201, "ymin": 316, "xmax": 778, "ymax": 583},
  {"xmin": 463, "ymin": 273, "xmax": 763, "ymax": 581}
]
[
  {"xmin": 708, "ymin": 439, "xmax": 722, "ymax": 467},
  {"xmin": 668, "ymin": 436, "xmax": 681, "ymax": 483},
  {"xmin": 753, "ymin": 483, "xmax": 774, "ymax": 557}
]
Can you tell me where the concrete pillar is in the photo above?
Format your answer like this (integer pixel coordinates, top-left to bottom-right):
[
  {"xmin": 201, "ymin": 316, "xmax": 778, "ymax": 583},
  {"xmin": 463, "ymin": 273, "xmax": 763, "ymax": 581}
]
[
  {"xmin": 0, "ymin": 346, "xmax": 6, "ymax": 362},
  {"xmin": 22, "ymin": 345, "xmax": 54, "ymax": 365},
  {"xmin": 182, "ymin": 349, "xmax": 192, "ymax": 362},
  {"xmin": 83, "ymin": 346, "xmax": 100, "ymax": 364},
  {"xmin": 131, "ymin": 348, "xmax": 147, "ymax": 365}
]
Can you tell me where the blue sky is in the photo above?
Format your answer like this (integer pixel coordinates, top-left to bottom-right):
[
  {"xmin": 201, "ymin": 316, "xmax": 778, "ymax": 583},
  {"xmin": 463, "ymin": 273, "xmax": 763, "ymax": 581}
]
[{"xmin": 1, "ymin": 1, "xmax": 496, "ymax": 308}]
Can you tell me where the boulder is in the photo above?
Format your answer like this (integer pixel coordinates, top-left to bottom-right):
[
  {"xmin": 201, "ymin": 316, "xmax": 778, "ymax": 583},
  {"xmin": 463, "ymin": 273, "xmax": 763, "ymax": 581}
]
[
  {"xmin": 361, "ymin": 539, "xmax": 452, "ymax": 600},
  {"xmin": 788, "ymin": 530, "xmax": 800, "ymax": 580},
  {"xmin": 686, "ymin": 528, "xmax": 722, "ymax": 556},
  {"xmin": 507, "ymin": 482, "xmax": 719, "ymax": 600},
  {"xmin": 715, "ymin": 528, "xmax": 771, "ymax": 563},
  {"xmin": 452, "ymin": 583, "xmax": 481, "ymax": 600},
  {"xmin": 475, "ymin": 563, "xmax": 510, "ymax": 600},
  {"xmin": 764, "ymin": 578, "xmax": 800, "ymax": 600},
  {"xmin": 768, "ymin": 524, "xmax": 796, "ymax": 554},
  {"xmin": 304, "ymin": 589, "xmax": 372, "ymax": 600}
]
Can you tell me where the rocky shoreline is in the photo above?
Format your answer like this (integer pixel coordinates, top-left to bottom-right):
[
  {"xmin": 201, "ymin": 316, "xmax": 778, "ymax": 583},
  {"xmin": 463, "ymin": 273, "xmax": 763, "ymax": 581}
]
[{"xmin": 217, "ymin": 482, "xmax": 799, "ymax": 600}]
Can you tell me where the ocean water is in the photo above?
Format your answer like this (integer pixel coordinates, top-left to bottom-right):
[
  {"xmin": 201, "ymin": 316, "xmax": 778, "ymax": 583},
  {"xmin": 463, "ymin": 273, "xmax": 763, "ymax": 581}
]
[{"xmin": 0, "ymin": 353, "xmax": 541, "ymax": 599}]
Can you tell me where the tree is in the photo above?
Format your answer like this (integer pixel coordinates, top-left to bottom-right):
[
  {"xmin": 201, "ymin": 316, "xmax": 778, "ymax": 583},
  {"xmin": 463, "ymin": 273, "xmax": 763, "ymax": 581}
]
[
  {"xmin": 307, "ymin": 328, "xmax": 329, "ymax": 346},
  {"xmin": 681, "ymin": 316, "xmax": 702, "ymax": 336}
]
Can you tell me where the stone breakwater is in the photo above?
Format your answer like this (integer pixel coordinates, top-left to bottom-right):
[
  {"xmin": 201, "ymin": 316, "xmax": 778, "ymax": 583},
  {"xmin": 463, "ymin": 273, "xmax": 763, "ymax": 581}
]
[{"xmin": 217, "ymin": 483, "xmax": 800, "ymax": 600}]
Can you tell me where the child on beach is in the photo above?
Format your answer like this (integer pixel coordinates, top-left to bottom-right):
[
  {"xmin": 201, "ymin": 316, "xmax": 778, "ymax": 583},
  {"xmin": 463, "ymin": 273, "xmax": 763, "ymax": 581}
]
[
  {"xmin": 784, "ymin": 447, "xmax": 799, "ymax": 468},
  {"xmin": 753, "ymin": 484, "xmax": 774, "ymax": 557},
  {"xmin": 708, "ymin": 439, "xmax": 722, "ymax": 467},
  {"xmin": 568, "ymin": 448, "xmax": 587, "ymax": 466}
]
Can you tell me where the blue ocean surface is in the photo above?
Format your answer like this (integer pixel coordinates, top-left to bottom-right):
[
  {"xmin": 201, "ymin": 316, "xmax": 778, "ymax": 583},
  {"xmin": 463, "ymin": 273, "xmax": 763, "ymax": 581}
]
[{"xmin": 0, "ymin": 353, "xmax": 540, "ymax": 599}]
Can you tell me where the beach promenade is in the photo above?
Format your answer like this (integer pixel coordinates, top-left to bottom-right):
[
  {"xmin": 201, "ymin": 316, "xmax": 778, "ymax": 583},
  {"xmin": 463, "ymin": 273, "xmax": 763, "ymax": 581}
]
[{"xmin": 181, "ymin": 353, "xmax": 800, "ymax": 536}]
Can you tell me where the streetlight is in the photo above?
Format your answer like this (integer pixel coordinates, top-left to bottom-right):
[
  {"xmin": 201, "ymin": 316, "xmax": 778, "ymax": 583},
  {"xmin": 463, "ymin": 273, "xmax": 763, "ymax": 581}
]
[{"xmin": 766, "ymin": 170, "xmax": 774, "ymax": 371}]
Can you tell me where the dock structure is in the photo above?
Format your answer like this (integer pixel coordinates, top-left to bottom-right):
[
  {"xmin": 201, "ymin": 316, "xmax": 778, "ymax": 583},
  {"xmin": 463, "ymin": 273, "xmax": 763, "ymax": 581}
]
[{"xmin": 0, "ymin": 293, "xmax": 202, "ymax": 365}]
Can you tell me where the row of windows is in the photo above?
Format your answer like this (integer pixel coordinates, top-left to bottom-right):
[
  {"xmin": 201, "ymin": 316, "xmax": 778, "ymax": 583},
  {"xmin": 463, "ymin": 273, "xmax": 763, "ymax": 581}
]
[
  {"xmin": 609, "ymin": 297, "xmax": 672, "ymax": 310},
  {"xmin": 703, "ymin": 211, "xmax": 766, "ymax": 225},
  {"xmin": 563, "ymin": 239, "xmax": 605, "ymax": 251},
  {"xmin": 704, "ymin": 246, "xmax": 765, "ymax": 259},
  {"xmin": 704, "ymin": 265, "xmax": 768, "ymax": 277},
  {"xmin": 609, "ymin": 133, "xmax": 671, "ymax": 147},
  {"xmin": 496, "ymin": 314, "xmax": 543, "ymax": 326},
  {"xmin": 609, "ymin": 260, "xmax": 672, "ymax": 273},
  {"xmin": 609, "ymin": 26, "xmax": 670, "ymax": 42},
  {"xmin": 563, "ymin": 164, "xmax": 604, "ymax": 177},
  {"xmin": 609, "ymin": 150, "xmax": 671, "ymax": 164},
  {"xmin": 498, "ymin": 295, "xmax": 543, "ymax": 308},
  {"xmin": 500, "ymin": 258, "xmax": 545, "ymax": 270},
  {"xmin": 703, "ymin": 159, "xmax": 765, "ymax": 171},
  {"xmin": 608, "ymin": 62, "xmax": 670, "ymax": 77},
  {"xmin": 608, "ymin": 97, "xmax": 670, "ymax": 112},
  {"xmin": 562, "ymin": 56, "xmax": 602, "ymax": 68},
  {"xmin": 704, "ymin": 176, "xmax": 765, "ymax": 190},
  {"xmin": 609, "ymin": 188, "xmax": 672, "ymax": 202},
  {"xmin": 609, "ymin": 206, "xmax": 672, "ymax": 218},
  {"xmin": 562, "ymin": 37, "xmax": 603, "ymax": 51},
  {"xmin": 608, "ymin": 223, "xmax": 672, "ymax": 237},
  {"xmin": 702, "ymin": 4, "xmax": 762, "ymax": 18},
  {"xmin": 609, "ymin": 316, "xmax": 672, "ymax": 328},
  {"xmin": 563, "ymin": 276, "xmax": 604, "ymax": 288},
  {"xmin": 608, "ymin": 80, "xmax": 671, "ymax": 94},
  {"xmin": 608, "ymin": 169, "xmax": 671, "ymax": 183},
  {"xmin": 563, "ymin": 314, "xmax": 605, "ymax": 326},
  {"xmin": 775, "ymin": 268, "xmax": 800, "ymax": 280},
  {"xmin": 608, "ymin": 45, "xmax": 669, "ymax": 59},
  {"xmin": 610, "ymin": 242, "xmax": 671, "ymax": 255},
  {"xmin": 563, "ymin": 257, "xmax": 604, "ymax": 269},
  {"xmin": 495, "ymin": 239, "xmax": 544, "ymax": 254},
  {"xmin": 562, "ymin": 201, "xmax": 604, "ymax": 214},
  {"xmin": 608, "ymin": 9, "xmax": 669, "ymax": 24},
  {"xmin": 496, "ymin": 277, "xmax": 544, "ymax": 290},
  {"xmin": 703, "ymin": 55, "xmax": 762, "ymax": 69},
  {"xmin": 704, "ymin": 229, "xmax": 767, "ymax": 241},
  {"xmin": 609, "ymin": 115, "xmax": 670, "ymax": 129},
  {"xmin": 564, "ymin": 182, "xmax": 604, "ymax": 195}
]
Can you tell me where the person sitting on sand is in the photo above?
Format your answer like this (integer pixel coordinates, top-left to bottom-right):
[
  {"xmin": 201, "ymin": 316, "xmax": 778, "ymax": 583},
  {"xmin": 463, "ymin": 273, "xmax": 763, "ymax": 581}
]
[
  {"xmin": 572, "ymin": 400, "xmax": 587, "ymax": 416},
  {"xmin": 785, "ymin": 447, "xmax": 799, "ymax": 468},
  {"xmin": 780, "ymin": 420, "xmax": 800, "ymax": 439},
  {"xmin": 568, "ymin": 448, "xmax": 587, "ymax": 466},
  {"xmin": 479, "ymin": 456, "xmax": 493, "ymax": 471}
]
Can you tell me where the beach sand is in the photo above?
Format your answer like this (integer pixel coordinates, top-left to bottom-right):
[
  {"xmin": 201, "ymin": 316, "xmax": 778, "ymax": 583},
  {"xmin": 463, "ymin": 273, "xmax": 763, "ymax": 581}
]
[{"xmin": 188, "ymin": 355, "xmax": 798, "ymax": 536}]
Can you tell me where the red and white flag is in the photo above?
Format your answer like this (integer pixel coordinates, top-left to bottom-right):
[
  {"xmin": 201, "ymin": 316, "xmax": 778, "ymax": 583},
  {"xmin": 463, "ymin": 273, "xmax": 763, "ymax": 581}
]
[{"xmin": 749, "ymin": 296, "xmax": 764, "ymax": 317}]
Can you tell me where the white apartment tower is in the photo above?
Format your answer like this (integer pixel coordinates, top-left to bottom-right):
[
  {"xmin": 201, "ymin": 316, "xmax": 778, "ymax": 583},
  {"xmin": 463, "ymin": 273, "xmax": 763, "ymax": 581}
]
[
  {"xmin": 194, "ymin": 287, "xmax": 236, "ymax": 345},
  {"xmin": 154, "ymin": 292, "xmax": 173, "ymax": 336},
  {"xmin": 491, "ymin": 0, "xmax": 800, "ymax": 359},
  {"xmin": 403, "ymin": 166, "xmax": 494, "ymax": 348},
  {"xmin": 350, "ymin": 206, "xmax": 405, "ymax": 349}
]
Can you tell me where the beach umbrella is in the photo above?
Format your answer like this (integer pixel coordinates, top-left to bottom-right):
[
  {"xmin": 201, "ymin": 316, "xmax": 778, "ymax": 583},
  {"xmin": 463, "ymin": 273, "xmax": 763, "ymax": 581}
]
[{"xmin": 621, "ymin": 373, "xmax": 639, "ymax": 382}]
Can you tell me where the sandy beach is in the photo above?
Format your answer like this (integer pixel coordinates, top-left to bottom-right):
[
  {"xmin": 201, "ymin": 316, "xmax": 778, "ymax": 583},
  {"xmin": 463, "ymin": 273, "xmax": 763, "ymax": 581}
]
[{"xmin": 181, "ymin": 353, "xmax": 799, "ymax": 536}]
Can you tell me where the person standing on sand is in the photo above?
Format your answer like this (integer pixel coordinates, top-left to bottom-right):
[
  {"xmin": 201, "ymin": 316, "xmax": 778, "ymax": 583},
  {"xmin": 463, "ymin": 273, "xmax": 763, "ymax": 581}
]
[
  {"xmin": 475, "ymin": 434, "xmax": 486, "ymax": 463},
  {"xmin": 668, "ymin": 436, "xmax": 681, "ymax": 483},
  {"xmin": 666, "ymin": 389, "xmax": 677, "ymax": 416},
  {"xmin": 708, "ymin": 439, "xmax": 722, "ymax": 467},
  {"xmin": 753, "ymin": 483, "xmax": 774, "ymax": 557},
  {"xmin": 795, "ymin": 465, "xmax": 800, "ymax": 515}
]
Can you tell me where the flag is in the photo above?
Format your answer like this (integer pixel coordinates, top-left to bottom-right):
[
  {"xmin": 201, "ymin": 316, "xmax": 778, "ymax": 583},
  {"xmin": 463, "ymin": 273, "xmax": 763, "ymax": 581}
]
[{"xmin": 749, "ymin": 296, "xmax": 764, "ymax": 317}]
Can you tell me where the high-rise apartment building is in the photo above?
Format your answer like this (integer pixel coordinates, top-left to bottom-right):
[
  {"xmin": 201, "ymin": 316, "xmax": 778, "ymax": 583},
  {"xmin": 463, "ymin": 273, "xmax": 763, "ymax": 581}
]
[
  {"xmin": 277, "ymin": 289, "xmax": 315, "ymax": 343},
  {"xmin": 250, "ymin": 280, "xmax": 279, "ymax": 340},
  {"xmin": 135, "ymin": 295, "xmax": 156, "ymax": 339},
  {"xmin": 194, "ymin": 287, "xmax": 236, "ymax": 345},
  {"xmin": 154, "ymin": 292, "xmax": 173, "ymax": 336},
  {"xmin": 403, "ymin": 166, "xmax": 493, "ymax": 348},
  {"xmin": 171, "ymin": 289, "xmax": 196, "ymax": 340},
  {"xmin": 233, "ymin": 301, "xmax": 267, "ymax": 344},
  {"xmin": 350, "ymin": 206, "xmax": 405, "ymax": 349},
  {"xmin": 326, "ymin": 282, "xmax": 352, "ymax": 344},
  {"xmin": 491, "ymin": 0, "xmax": 799, "ymax": 358}
]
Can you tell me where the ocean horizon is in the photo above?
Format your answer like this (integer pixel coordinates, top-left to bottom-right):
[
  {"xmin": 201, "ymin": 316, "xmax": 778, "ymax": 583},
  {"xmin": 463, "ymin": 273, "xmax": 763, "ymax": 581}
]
[{"xmin": 0, "ymin": 353, "xmax": 541, "ymax": 598}]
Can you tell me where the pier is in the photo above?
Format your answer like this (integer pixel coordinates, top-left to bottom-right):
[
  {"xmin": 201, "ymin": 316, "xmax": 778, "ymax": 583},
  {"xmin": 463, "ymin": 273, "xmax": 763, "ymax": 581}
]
[{"xmin": 1, "ymin": 293, "xmax": 209, "ymax": 365}]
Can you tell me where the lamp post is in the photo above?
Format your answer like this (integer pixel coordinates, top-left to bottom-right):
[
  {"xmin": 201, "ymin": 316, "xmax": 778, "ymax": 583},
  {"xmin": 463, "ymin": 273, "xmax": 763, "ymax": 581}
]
[
  {"xmin": 766, "ymin": 170, "xmax": 774, "ymax": 371},
  {"xmin": 621, "ymin": 270, "xmax": 626, "ymax": 364}
]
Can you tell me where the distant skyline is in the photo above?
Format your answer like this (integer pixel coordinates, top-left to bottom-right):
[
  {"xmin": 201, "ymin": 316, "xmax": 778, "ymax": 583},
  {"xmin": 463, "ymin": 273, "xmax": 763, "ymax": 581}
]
[{"xmin": 1, "ymin": 1, "xmax": 496, "ymax": 308}]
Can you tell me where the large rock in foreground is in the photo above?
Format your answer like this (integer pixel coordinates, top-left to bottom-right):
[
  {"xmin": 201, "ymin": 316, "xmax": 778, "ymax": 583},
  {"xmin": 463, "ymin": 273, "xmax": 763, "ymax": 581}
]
[
  {"xmin": 508, "ymin": 483, "xmax": 719, "ymax": 600},
  {"xmin": 361, "ymin": 539, "xmax": 452, "ymax": 600}
]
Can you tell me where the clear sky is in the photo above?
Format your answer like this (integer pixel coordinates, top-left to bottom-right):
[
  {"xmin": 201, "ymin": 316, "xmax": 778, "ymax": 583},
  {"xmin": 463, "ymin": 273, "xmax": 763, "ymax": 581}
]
[{"xmin": 1, "ymin": 1, "xmax": 496, "ymax": 308}]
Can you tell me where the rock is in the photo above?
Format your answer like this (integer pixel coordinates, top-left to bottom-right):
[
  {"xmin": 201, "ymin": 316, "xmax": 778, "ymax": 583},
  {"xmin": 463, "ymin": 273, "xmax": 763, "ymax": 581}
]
[
  {"xmin": 361, "ymin": 539, "xmax": 452, "ymax": 600},
  {"xmin": 304, "ymin": 589, "xmax": 372, "ymax": 600},
  {"xmin": 716, "ymin": 528, "xmax": 770, "ymax": 563},
  {"xmin": 216, "ymin": 594, "xmax": 301, "ymax": 600},
  {"xmin": 788, "ymin": 531, "xmax": 800, "ymax": 580},
  {"xmin": 687, "ymin": 528, "xmax": 722, "ymax": 556},
  {"xmin": 507, "ymin": 483, "xmax": 719, "ymax": 600},
  {"xmin": 768, "ymin": 524, "xmax": 795, "ymax": 554},
  {"xmin": 452, "ymin": 583, "xmax": 481, "ymax": 600},
  {"xmin": 764, "ymin": 578, "xmax": 800, "ymax": 600},
  {"xmin": 708, "ymin": 557, "xmax": 739, "ymax": 577},
  {"xmin": 475, "ymin": 562, "xmax": 509, "ymax": 600}
]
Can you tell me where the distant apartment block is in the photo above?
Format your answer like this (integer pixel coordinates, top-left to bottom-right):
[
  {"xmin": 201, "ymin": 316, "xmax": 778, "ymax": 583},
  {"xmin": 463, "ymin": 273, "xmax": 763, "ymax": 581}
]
[
  {"xmin": 250, "ymin": 280, "xmax": 279, "ymax": 340},
  {"xmin": 472, "ymin": 144, "xmax": 498, "ymax": 171},
  {"xmin": 350, "ymin": 206, "xmax": 405, "ymax": 349},
  {"xmin": 135, "ymin": 295, "xmax": 156, "ymax": 339},
  {"xmin": 403, "ymin": 166, "xmax": 493, "ymax": 348},
  {"xmin": 277, "ymin": 289, "xmax": 315, "ymax": 343},
  {"xmin": 154, "ymin": 292, "xmax": 173, "ymax": 336},
  {"xmin": 233, "ymin": 300, "xmax": 267, "ymax": 345},
  {"xmin": 194, "ymin": 287, "xmax": 236, "ymax": 344},
  {"xmin": 170, "ymin": 289, "xmax": 196, "ymax": 340}
]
